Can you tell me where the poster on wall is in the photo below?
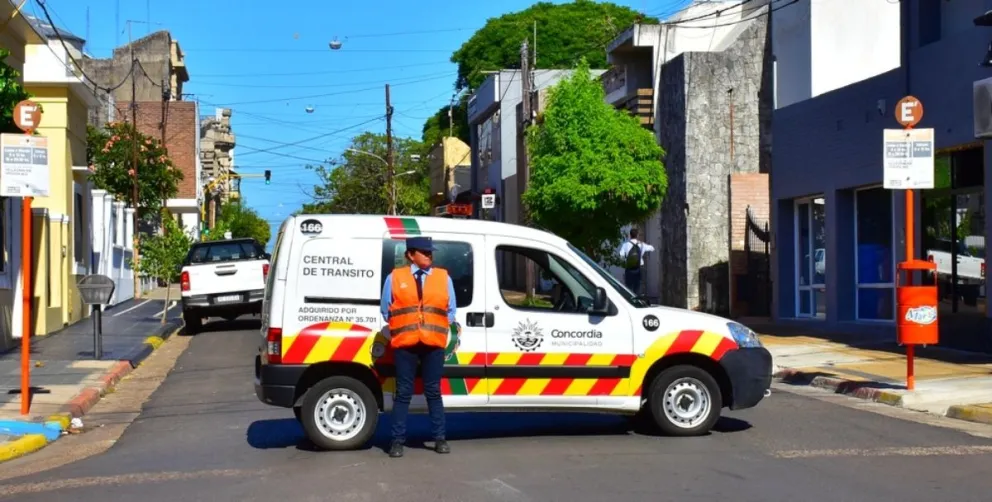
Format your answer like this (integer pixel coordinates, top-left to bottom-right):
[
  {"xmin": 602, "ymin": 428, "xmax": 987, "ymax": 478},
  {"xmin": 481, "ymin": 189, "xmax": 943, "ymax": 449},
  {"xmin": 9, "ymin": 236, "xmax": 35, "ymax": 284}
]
[
  {"xmin": 883, "ymin": 128, "xmax": 934, "ymax": 190},
  {"xmin": 1, "ymin": 133, "xmax": 50, "ymax": 197}
]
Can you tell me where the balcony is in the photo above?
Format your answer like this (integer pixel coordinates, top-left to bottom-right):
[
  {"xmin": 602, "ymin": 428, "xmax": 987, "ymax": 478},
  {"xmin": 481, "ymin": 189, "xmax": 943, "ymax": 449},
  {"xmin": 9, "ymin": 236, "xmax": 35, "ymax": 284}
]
[{"xmin": 617, "ymin": 88, "xmax": 654, "ymax": 127}]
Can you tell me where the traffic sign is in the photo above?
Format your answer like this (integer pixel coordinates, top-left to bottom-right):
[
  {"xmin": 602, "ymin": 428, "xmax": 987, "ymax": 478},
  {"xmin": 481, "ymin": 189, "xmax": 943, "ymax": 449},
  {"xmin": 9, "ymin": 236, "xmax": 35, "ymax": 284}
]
[
  {"xmin": 481, "ymin": 193, "xmax": 496, "ymax": 209},
  {"xmin": 883, "ymin": 128, "xmax": 934, "ymax": 189},
  {"xmin": 12, "ymin": 100, "xmax": 42, "ymax": 134},
  {"xmin": 895, "ymin": 96, "xmax": 923, "ymax": 128}
]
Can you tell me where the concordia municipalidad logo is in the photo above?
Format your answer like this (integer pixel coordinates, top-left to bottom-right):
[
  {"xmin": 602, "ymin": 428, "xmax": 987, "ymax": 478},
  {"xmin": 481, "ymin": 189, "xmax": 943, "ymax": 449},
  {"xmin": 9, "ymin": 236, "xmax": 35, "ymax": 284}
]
[{"xmin": 512, "ymin": 319, "xmax": 544, "ymax": 352}]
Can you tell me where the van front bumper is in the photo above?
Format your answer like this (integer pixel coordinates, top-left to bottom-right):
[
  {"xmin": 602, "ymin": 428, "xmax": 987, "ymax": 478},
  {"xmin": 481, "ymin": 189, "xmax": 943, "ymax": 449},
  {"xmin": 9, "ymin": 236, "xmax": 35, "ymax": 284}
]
[
  {"xmin": 254, "ymin": 355, "xmax": 306, "ymax": 408},
  {"xmin": 719, "ymin": 347, "xmax": 773, "ymax": 410}
]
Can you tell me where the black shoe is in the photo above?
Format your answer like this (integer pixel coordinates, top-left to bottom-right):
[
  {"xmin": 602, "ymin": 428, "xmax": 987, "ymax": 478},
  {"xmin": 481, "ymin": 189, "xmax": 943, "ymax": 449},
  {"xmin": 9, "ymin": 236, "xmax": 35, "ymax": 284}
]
[
  {"xmin": 434, "ymin": 439, "xmax": 450, "ymax": 454},
  {"xmin": 388, "ymin": 442, "xmax": 404, "ymax": 458}
]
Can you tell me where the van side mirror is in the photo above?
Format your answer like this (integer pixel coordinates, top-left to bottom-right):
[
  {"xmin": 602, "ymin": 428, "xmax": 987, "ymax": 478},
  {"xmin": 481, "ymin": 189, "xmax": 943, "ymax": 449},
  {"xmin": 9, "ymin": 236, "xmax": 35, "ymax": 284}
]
[{"xmin": 589, "ymin": 287, "xmax": 609, "ymax": 315}]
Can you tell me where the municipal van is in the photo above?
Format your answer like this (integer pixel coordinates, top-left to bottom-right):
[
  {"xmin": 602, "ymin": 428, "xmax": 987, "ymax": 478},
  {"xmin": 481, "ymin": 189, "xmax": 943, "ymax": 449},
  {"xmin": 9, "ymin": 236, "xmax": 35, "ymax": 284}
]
[{"xmin": 254, "ymin": 214, "xmax": 772, "ymax": 451}]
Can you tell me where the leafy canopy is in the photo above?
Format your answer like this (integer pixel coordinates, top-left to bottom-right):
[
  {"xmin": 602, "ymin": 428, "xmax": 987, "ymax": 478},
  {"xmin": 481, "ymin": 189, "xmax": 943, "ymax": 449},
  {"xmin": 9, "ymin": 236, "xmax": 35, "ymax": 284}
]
[
  {"xmin": 523, "ymin": 58, "xmax": 667, "ymax": 262},
  {"xmin": 204, "ymin": 200, "xmax": 272, "ymax": 247},
  {"xmin": 0, "ymin": 48, "xmax": 31, "ymax": 134},
  {"xmin": 87, "ymin": 123, "xmax": 184, "ymax": 219},
  {"xmin": 450, "ymin": 0, "xmax": 652, "ymax": 92},
  {"xmin": 301, "ymin": 131, "xmax": 431, "ymax": 216}
]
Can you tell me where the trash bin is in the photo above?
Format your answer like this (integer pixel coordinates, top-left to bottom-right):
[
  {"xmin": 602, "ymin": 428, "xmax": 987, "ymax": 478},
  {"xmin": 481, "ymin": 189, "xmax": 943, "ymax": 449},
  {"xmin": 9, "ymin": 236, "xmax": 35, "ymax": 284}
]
[{"xmin": 76, "ymin": 275, "xmax": 115, "ymax": 359}]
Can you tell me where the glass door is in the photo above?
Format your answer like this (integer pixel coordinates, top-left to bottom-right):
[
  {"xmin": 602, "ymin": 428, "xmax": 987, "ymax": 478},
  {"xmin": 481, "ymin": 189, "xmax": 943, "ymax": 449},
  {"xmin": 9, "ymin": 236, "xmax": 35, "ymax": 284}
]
[{"xmin": 795, "ymin": 197, "xmax": 826, "ymax": 317}]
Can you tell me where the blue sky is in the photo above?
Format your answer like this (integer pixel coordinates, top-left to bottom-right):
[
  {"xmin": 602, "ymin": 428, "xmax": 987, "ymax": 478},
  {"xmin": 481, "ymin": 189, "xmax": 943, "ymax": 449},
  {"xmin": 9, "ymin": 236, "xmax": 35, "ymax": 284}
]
[{"xmin": 33, "ymin": 0, "xmax": 690, "ymax": 244}]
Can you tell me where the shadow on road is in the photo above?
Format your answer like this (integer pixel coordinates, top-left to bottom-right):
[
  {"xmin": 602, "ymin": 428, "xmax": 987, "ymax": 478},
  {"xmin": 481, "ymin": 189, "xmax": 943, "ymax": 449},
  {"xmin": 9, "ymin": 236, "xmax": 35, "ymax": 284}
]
[
  {"xmin": 246, "ymin": 412, "xmax": 753, "ymax": 452},
  {"xmin": 179, "ymin": 318, "xmax": 262, "ymax": 336}
]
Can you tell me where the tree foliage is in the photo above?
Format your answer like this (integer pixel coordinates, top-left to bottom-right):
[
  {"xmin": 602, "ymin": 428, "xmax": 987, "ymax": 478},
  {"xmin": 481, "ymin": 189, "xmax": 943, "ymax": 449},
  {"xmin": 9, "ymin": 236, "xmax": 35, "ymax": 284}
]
[
  {"xmin": 301, "ymin": 132, "xmax": 431, "ymax": 216},
  {"xmin": 132, "ymin": 215, "xmax": 194, "ymax": 322},
  {"xmin": 0, "ymin": 48, "xmax": 31, "ymax": 134},
  {"xmin": 205, "ymin": 200, "xmax": 271, "ymax": 247},
  {"xmin": 523, "ymin": 59, "xmax": 666, "ymax": 262},
  {"xmin": 87, "ymin": 123, "xmax": 183, "ymax": 219},
  {"xmin": 450, "ymin": 0, "xmax": 652, "ymax": 92},
  {"xmin": 422, "ymin": 96, "xmax": 470, "ymax": 146}
]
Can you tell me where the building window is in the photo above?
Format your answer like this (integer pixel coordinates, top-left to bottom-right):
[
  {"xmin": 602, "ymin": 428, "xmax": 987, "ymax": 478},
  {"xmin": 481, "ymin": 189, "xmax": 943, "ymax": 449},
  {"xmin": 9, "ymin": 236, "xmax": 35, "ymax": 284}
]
[
  {"xmin": 795, "ymin": 196, "xmax": 826, "ymax": 317},
  {"xmin": 855, "ymin": 187, "xmax": 895, "ymax": 321}
]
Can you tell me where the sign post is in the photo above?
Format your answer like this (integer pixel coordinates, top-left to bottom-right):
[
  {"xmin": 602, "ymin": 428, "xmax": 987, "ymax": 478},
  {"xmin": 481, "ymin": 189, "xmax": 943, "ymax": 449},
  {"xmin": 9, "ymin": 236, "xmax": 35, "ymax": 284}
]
[
  {"xmin": 4, "ymin": 99, "xmax": 45, "ymax": 414},
  {"xmin": 884, "ymin": 96, "xmax": 938, "ymax": 391}
]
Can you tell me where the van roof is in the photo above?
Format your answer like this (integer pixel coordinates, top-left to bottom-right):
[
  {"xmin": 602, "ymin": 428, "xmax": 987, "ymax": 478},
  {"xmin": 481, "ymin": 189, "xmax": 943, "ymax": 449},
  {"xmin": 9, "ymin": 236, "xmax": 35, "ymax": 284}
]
[{"xmin": 282, "ymin": 214, "xmax": 570, "ymax": 248}]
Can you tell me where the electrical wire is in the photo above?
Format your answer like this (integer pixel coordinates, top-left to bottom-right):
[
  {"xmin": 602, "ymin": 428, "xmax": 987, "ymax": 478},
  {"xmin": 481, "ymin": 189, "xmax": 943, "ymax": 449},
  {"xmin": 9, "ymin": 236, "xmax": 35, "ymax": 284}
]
[
  {"xmin": 213, "ymin": 72, "xmax": 456, "ymax": 106},
  {"xmin": 235, "ymin": 115, "xmax": 385, "ymax": 157},
  {"xmin": 195, "ymin": 60, "xmax": 452, "ymax": 79},
  {"xmin": 192, "ymin": 70, "xmax": 456, "ymax": 90},
  {"xmin": 674, "ymin": 0, "xmax": 798, "ymax": 28}
]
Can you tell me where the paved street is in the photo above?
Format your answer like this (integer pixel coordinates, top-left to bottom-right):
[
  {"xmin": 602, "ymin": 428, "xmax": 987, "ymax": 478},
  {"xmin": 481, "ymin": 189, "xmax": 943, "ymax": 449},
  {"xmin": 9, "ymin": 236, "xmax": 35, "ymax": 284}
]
[{"xmin": 2, "ymin": 319, "xmax": 992, "ymax": 501}]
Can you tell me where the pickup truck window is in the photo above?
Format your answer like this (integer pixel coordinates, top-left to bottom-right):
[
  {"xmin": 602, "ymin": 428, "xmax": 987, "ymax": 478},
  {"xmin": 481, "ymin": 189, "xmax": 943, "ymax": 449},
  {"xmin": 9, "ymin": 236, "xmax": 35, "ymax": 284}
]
[{"xmin": 187, "ymin": 240, "xmax": 265, "ymax": 265}]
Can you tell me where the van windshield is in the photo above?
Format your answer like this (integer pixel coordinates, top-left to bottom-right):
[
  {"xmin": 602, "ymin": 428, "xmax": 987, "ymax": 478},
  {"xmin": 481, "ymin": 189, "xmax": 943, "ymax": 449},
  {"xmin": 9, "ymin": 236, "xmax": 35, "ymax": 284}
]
[{"xmin": 567, "ymin": 243, "xmax": 651, "ymax": 308}]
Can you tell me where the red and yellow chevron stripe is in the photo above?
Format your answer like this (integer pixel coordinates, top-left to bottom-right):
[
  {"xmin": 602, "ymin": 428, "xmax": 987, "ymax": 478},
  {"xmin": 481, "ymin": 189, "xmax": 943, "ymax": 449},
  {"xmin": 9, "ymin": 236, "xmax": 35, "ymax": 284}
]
[{"xmin": 282, "ymin": 323, "xmax": 737, "ymax": 398}]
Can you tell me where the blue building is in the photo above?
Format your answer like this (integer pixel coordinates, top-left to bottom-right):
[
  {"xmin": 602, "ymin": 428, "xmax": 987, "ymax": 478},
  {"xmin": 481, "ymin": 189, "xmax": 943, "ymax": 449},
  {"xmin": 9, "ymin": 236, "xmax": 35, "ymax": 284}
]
[{"xmin": 771, "ymin": 0, "xmax": 992, "ymax": 350}]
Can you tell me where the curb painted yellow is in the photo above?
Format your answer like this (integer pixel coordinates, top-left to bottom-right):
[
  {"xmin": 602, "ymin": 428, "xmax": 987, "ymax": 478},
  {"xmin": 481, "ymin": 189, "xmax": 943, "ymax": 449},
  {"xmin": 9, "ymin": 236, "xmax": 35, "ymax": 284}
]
[
  {"xmin": 45, "ymin": 413, "xmax": 71, "ymax": 430},
  {"xmin": 946, "ymin": 405, "xmax": 992, "ymax": 425},
  {"xmin": 0, "ymin": 434, "xmax": 48, "ymax": 463},
  {"xmin": 144, "ymin": 335, "xmax": 164, "ymax": 349}
]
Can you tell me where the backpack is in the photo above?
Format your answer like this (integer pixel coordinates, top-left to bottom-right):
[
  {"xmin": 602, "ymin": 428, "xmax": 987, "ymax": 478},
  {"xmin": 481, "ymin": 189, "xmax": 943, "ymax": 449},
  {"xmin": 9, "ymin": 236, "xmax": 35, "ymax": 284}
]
[{"xmin": 624, "ymin": 241, "xmax": 642, "ymax": 270}]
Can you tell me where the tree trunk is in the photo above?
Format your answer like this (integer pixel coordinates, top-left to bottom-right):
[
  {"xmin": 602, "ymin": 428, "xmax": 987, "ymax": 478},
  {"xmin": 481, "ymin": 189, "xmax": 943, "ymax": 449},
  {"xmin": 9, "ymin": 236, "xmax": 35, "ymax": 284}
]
[{"xmin": 161, "ymin": 280, "xmax": 170, "ymax": 324}]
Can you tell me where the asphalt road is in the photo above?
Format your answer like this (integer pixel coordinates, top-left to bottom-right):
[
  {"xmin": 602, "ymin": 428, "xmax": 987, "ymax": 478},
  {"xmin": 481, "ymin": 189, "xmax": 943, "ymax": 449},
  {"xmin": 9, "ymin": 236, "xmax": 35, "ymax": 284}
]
[{"xmin": 3, "ymin": 319, "xmax": 992, "ymax": 501}]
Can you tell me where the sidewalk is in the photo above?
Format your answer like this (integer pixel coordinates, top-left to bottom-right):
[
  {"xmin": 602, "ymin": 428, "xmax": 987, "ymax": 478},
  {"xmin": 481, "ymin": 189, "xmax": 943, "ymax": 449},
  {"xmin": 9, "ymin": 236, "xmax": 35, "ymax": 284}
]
[
  {"xmin": 0, "ymin": 289, "xmax": 182, "ymax": 462},
  {"xmin": 760, "ymin": 323, "xmax": 992, "ymax": 427}
]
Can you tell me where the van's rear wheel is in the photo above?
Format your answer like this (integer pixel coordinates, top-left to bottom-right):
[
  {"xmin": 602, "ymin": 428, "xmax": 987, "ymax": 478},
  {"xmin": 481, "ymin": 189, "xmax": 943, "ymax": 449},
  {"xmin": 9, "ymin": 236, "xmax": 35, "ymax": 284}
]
[
  {"xmin": 300, "ymin": 376, "xmax": 378, "ymax": 451},
  {"xmin": 647, "ymin": 365, "xmax": 722, "ymax": 437}
]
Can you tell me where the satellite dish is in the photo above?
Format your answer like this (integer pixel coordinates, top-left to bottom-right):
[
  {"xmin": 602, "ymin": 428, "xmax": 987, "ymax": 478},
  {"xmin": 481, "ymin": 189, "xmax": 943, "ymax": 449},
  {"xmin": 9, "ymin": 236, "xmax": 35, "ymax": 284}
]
[
  {"xmin": 329, "ymin": 37, "xmax": 343, "ymax": 50},
  {"xmin": 305, "ymin": 106, "xmax": 315, "ymax": 113}
]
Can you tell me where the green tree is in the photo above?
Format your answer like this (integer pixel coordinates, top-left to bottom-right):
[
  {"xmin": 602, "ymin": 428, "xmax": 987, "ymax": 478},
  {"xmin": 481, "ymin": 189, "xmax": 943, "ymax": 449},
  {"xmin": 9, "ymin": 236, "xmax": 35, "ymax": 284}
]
[
  {"xmin": 450, "ymin": 0, "xmax": 652, "ymax": 92},
  {"xmin": 523, "ymin": 59, "xmax": 666, "ymax": 262},
  {"xmin": 301, "ymin": 131, "xmax": 431, "ymax": 216},
  {"xmin": 132, "ymin": 215, "xmax": 194, "ymax": 323},
  {"xmin": 0, "ymin": 48, "xmax": 31, "ymax": 133},
  {"xmin": 87, "ymin": 123, "xmax": 184, "ymax": 219},
  {"xmin": 205, "ymin": 200, "xmax": 271, "ymax": 246}
]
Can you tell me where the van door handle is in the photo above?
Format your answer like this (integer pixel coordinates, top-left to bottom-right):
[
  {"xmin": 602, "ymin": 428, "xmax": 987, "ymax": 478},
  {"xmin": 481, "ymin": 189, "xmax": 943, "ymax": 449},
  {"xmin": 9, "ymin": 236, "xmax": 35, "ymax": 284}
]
[{"xmin": 466, "ymin": 312, "xmax": 494, "ymax": 327}]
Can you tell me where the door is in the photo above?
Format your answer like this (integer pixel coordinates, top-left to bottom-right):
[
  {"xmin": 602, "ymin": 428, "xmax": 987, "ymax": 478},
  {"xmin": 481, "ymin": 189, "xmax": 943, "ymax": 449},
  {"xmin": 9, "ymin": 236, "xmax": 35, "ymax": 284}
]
[
  {"xmin": 378, "ymin": 232, "xmax": 489, "ymax": 409},
  {"xmin": 484, "ymin": 236, "xmax": 634, "ymax": 407}
]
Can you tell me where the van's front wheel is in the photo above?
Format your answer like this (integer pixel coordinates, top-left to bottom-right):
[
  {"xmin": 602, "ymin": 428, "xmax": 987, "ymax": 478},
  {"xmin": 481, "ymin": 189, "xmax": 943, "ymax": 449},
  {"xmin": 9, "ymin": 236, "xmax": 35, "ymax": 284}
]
[
  {"xmin": 647, "ymin": 365, "xmax": 722, "ymax": 436},
  {"xmin": 300, "ymin": 376, "xmax": 378, "ymax": 451}
]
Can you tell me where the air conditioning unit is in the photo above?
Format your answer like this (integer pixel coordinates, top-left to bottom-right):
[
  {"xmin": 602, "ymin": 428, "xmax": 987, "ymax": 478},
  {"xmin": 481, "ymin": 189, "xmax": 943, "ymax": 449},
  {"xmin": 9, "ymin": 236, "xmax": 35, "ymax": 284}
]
[{"xmin": 974, "ymin": 76, "xmax": 992, "ymax": 138}]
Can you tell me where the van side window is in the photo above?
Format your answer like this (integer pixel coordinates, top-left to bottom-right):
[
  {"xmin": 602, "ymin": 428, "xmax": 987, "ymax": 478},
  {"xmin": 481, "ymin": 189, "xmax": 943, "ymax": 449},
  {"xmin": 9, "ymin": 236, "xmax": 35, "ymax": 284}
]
[
  {"xmin": 380, "ymin": 239, "xmax": 474, "ymax": 308},
  {"xmin": 495, "ymin": 245, "xmax": 597, "ymax": 313}
]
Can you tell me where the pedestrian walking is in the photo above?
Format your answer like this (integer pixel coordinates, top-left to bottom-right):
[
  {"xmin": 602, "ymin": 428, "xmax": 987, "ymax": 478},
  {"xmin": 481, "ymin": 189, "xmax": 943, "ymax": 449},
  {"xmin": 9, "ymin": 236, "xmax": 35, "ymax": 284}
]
[
  {"xmin": 617, "ymin": 228, "xmax": 654, "ymax": 294},
  {"xmin": 380, "ymin": 236, "xmax": 459, "ymax": 458}
]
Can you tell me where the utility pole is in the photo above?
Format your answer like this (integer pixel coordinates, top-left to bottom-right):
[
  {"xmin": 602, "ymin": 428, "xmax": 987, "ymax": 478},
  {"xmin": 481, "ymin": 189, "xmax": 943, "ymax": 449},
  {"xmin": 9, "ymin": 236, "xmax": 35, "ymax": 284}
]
[
  {"xmin": 385, "ymin": 84, "xmax": 396, "ymax": 216},
  {"xmin": 519, "ymin": 38, "xmax": 535, "ymax": 298},
  {"xmin": 129, "ymin": 21, "xmax": 142, "ymax": 299}
]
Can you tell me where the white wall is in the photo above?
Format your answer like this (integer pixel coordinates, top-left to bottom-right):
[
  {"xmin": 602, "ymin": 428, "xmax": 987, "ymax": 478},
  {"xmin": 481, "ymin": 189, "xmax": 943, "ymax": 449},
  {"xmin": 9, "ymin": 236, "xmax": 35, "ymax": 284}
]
[
  {"xmin": 774, "ymin": 0, "xmax": 901, "ymax": 109},
  {"xmin": 89, "ymin": 189, "xmax": 135, "ymax": 306}
]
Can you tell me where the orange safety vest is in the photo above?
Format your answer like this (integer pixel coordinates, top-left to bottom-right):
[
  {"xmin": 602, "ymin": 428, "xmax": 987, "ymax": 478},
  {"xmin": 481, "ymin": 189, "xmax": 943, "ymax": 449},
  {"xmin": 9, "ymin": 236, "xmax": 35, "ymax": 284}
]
[{"xmin": 387, "ymin": 266, "xmax": 451, "ymax": 350}]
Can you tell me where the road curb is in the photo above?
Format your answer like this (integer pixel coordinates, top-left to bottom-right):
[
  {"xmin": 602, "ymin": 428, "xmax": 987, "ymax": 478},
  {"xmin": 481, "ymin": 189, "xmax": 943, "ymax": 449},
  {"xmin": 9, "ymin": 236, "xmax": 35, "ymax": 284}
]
[
  {"xmin": 58, "ymin": 324, "xmax": 182, "ymax": 419},
  {"xmin": 774, "ymin": 368, "xmax": 906, "ymax": 406},
  {"xmin": 946, "ymin": 405, "xmax": 992, "ymax": 425},
  {"xmin": 0, "ymin": 433, "xmax": 47, "ymax": 463}
]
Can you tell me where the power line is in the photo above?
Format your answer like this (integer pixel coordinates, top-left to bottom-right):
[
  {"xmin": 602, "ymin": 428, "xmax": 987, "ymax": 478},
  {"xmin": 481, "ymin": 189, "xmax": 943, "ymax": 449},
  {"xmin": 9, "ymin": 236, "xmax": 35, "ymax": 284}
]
[
  {"xmin": 191, "ymin": 70, "xmax": 455, "ymax": 90},
  {"xmin": 212, "ymin": 73, "xmax": 456, "ymax": 106},
  {"xmin": 195, "ymin": 60, "xmax": 452, "ymax": 78},
  {"xmin": 236, "ymin": 115, "xmax": 385, "ymax": 158}
]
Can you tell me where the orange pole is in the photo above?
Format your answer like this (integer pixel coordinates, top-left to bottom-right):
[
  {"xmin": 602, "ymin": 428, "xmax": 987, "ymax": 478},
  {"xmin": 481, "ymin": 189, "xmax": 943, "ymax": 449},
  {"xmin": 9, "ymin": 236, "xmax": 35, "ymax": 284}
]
[
  {"xmin": 905, "ymin": 185, "xmax": 915, "ymax": 391},
  {"xmin": 20, "ymin": 196, "xmax": 32, "ymax": 414}
]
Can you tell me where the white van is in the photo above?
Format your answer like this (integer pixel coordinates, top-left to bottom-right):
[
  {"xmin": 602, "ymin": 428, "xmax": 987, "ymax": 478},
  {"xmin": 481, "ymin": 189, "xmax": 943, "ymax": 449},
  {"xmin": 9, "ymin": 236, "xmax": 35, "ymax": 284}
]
[{"xmin": 255, "ymin": 214, "xmax": 772, "ymax": 450}]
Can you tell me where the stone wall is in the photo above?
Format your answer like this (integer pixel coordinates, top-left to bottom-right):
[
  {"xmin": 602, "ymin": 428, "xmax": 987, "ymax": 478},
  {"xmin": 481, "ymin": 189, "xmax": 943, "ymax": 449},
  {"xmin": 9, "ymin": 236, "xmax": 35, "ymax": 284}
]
[{"xmin": 656, "ymin": 15, "xmax": 772, "ymax": 314}]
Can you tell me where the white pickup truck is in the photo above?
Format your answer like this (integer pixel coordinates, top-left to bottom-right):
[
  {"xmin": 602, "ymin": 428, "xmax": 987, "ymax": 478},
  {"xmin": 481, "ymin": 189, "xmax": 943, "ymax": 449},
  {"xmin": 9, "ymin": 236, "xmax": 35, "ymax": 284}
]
[{"xmin": 180, "ymin": 238, "xmax": 270, "ymax": 334}]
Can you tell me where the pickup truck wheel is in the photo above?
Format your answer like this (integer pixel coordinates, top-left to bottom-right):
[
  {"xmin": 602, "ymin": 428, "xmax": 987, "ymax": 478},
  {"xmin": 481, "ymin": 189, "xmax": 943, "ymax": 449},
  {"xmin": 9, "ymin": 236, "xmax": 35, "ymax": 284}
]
[
  {"xmin": 300, "ymin": 376, "xmax": 378, "ymax": 451},
  {"xmin": 647, "ymin": 365, "xmax": 722, "ymax": 437}
]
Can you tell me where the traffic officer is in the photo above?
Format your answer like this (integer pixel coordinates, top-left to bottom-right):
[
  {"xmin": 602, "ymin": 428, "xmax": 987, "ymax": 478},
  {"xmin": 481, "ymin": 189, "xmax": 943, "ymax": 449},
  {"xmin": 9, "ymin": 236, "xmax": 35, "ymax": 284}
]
[{"xmin": 380, "ymin": 236, "xmax": 459, "ymax": 458}]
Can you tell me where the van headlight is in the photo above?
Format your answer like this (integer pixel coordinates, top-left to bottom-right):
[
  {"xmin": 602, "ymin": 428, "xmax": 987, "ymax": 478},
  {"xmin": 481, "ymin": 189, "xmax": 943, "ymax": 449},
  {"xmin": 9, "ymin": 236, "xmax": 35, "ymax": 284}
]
[{"xmin": 727, "ymin": 322, "xmax": 762, "ymax": 348}]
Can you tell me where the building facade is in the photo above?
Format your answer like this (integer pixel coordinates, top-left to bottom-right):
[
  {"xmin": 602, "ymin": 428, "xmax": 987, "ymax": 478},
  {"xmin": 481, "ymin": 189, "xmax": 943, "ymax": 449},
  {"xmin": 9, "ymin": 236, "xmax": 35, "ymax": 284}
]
[
  {"xmin": 770, "ymin": 0, "xmax": 992, "ymax": 351},
  {"xmin": 199, "ymin": 107, "xmax": 237, "ymax": 228},
  {"xmin": 466, "ymin": 69, "xmax": 606, "ymax": 224},
  {"xmin": 602, "ymin": 1, "xmax": 773, "ymax": 313}
]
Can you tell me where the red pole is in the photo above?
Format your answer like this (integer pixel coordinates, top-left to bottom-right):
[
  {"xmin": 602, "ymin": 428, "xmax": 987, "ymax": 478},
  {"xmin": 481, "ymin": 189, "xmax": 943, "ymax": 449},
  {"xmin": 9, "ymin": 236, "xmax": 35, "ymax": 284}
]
[
  {"xmin": 904, "ymin": 122, "xmax": 916, "ymax": 392},
  {"xmin": 20, "ymin": 196, "xmax": 32, "ymax": 415}
]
